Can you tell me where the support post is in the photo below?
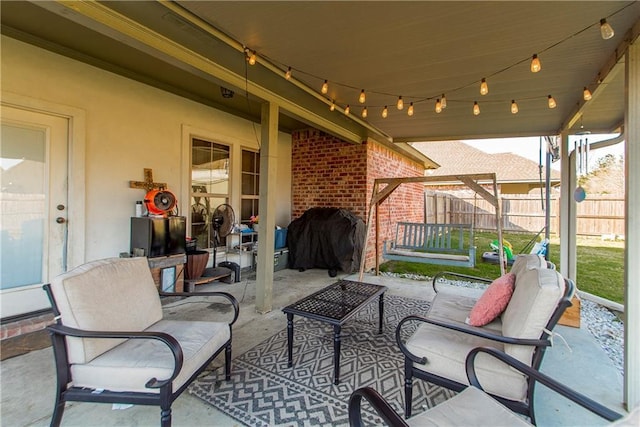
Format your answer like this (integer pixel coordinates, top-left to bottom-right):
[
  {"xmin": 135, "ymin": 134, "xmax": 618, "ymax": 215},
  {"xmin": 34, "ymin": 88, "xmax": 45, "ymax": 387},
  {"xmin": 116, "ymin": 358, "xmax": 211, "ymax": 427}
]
[
  {"xmin": 624, "ymin": 40, "xmax": 640, "ymax": 411},
  {"xmin": 256, "ymin": 102, "xmax": 279, "ymax": 314},
  {"xmin": 559, "ymin": 132, "xmax": 577, "ymax": 281}
]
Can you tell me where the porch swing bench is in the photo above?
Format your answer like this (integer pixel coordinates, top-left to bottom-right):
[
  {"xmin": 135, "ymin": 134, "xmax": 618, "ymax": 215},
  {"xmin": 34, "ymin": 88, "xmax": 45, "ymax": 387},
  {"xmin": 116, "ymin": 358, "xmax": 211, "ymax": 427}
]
[{"xmin": 383, "ymin": 222, "xmax": 476, "ymax": 268}]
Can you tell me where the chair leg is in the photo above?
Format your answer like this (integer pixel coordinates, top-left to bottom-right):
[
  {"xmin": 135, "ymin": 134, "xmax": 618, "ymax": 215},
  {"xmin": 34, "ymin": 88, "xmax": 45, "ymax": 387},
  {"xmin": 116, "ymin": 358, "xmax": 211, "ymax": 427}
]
[
  {"xmin": 225, "ymin": 342, "xmax": 232, "ymax": 381},
  {"xmin": 49, "ymin": 395, "xmax": 65, "ymax": 427},
  {"xmin": 404, "ymin": 359, "xmax": 413, "ymax": 419},
  {"xmin": 160, "ymin": 407, "xmax": 172, "ymax": 427}
]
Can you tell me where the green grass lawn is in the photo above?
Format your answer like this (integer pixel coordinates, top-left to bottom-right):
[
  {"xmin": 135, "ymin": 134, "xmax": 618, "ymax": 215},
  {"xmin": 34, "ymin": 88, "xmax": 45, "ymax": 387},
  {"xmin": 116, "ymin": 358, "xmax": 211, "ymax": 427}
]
[{"xmin": 379, "ymin": 230, "xmax": 625, "ymax": 305}]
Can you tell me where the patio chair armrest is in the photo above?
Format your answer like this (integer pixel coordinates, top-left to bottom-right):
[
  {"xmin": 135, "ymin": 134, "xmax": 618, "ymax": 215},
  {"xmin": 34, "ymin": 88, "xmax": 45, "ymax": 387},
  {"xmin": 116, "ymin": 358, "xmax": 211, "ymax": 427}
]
[
  {"xmin": 349, "ymin": 387, "xmax": 409, "ymax": 427},
  {"xmin": 395, "ymin": 315, "xmax": 550, "ymax": 364},
  {"xmin": 465, "ymin": 347, "xmax": 623, "ymax": 422},
  {"xmin": 432, "ymin": 271, "xmax": 492, "ymax": 293},
  {"xmin": 159, "ymin": 291, "xmax": 240, "ymax": 326},
  {"xmin": 46, "ymin": 323, "xmax": 184, "ymax": 388}
]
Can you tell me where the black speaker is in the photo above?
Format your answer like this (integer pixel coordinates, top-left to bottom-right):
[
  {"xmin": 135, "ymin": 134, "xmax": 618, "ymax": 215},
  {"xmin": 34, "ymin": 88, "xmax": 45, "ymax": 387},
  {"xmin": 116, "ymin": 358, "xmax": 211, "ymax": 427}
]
[{"xmin": 130, "ymin": 216, "xmax": 186, "ymax": 257}]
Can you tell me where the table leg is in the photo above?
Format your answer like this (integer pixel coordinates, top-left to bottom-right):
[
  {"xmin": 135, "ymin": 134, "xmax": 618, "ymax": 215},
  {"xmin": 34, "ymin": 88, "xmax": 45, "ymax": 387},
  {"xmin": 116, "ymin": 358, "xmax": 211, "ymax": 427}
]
[
  {"xmin": 333, "ymin": 324, "xmax": 341, "ymax": 384},
  {"xmin": 287, "ymin": 313, "xmax": 294, "ymax": 367},
  {"xmin": 378, "ymin": 293, "xmax": 385, "ymax": 334}
]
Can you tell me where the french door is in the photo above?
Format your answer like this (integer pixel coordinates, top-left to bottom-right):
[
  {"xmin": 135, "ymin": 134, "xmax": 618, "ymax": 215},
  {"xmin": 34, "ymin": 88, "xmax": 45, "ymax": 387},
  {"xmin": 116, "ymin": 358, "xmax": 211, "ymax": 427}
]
[{"xmin": 1, "ymin": 105, "xmax": 69, "ymax": 318}]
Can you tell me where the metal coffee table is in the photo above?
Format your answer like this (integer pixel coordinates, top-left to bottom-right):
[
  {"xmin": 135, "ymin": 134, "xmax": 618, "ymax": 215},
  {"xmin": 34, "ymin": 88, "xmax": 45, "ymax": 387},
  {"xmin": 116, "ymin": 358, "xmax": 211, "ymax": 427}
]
[{"xmin": 282, "ymin": 279, "xmax": 387, "ymax": 384}]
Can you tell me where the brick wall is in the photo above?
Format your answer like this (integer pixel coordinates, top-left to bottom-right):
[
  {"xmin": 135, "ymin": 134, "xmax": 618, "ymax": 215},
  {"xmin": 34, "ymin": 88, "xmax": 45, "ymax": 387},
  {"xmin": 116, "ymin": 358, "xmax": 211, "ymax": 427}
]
[{"xmin": 291, "ymin": 129, "xmax": 424, "ymax": 270}]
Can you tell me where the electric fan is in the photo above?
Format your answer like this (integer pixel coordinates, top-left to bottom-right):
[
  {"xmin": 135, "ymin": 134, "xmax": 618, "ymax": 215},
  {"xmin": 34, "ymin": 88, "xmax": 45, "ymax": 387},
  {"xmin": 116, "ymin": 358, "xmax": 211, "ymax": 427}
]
[
  {"xmin": 144, "ymin": 189, "xmax": 177, "ymax": 216},
  {"xmin": 201, "ymin": 203, "xmax": 237, "ymax": 283}
]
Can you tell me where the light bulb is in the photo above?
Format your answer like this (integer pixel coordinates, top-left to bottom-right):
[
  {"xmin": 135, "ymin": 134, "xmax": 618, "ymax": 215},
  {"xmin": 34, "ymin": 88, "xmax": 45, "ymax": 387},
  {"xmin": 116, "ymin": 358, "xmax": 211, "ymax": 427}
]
[
  {"xmin": 359, "ymin": 90, "xmax": 366, "ymax": 104},
  {"xmin": 531, "ymin": 54, "xmax": 541, "ymax": 73},
  {"xmin": 361, "ymin": 106, "xmax": 368, "ymax": 118},
  {"xmin": 435, "ymin": 99, "xmax": 442, "ymax": 113},
  {"xmin": 246, "ymin": 49, "xmax": 256, "ymax": 65},
  {"xmin": 397, "ymin": 96, "xmax": 404, "ymax": 110},
  {"xmin": 344, "ymin": 104, "xmax": 350, "ymax": 115},
  {"xmin": 382, "ymin": 106, "xmax": 388, "ymax": 118},
  {"xmin": 441, "ymin": 94, "xmax": 447, "ymax": 109},
  {"xmin": 330, "ymin": 100, "xmax": 335, "ymax": 111},
  {"xmin": 548, "ymin": 95, "xmax": 557, "ymax": 109},
  {"xmin": 600, "ymin": 18, "xmax": 615, "ymax": 40},
  {"xmin": 321, "ymin": 80, "xmax": 329, "ymax": 94},
  {"xmin": 473, "ymin": 101, "xmax": 480, "ymax": 116},
  {"xmin": 583, "ymin": 87, "xmax": 592, "ymax": 101},
  {"xmin": 407, "ymin": 102, "xmax": 414, "ymax": 116},
  {"xmin": 511, "ymin": 100, "xmax": 519, "ymax": 114},
  {"xmin": 480, "ymin": 78, "xmax": 489, "ymax": 95},
  {"xmin": 285, "ymin": 67, "xmax": 292, "ymax": 80}
]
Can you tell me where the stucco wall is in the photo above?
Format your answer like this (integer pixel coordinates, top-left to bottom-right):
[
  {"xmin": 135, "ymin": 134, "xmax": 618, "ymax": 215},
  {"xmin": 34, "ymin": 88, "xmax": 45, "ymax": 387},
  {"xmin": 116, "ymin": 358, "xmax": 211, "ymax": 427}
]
[{"xmin": 1, "ymin": 36, "xmax": 292, "ymax": 265}]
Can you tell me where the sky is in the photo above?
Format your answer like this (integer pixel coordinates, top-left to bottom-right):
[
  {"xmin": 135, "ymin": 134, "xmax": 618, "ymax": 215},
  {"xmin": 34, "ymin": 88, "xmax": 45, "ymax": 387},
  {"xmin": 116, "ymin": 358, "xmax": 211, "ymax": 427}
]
[{"xmin": 463, "ymin": 135, "xmax": 624, "ymax": 171}]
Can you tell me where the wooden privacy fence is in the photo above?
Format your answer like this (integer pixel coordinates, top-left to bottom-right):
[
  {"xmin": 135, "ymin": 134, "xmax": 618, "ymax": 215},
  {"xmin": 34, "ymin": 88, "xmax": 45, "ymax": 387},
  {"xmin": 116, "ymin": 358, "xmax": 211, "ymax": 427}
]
[{"xmin": 424, "ymin": 192, "xmax": 625, "ymax": 237}]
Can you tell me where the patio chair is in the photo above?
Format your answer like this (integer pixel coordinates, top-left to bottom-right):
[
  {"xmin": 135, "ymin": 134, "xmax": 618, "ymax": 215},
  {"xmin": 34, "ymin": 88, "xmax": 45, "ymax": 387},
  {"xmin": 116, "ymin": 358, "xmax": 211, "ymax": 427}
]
[
  {"xmin": 42, "ymin": 257, "xmax": 239, "ymax": 427},
  {"xmin": 348, "ymin": 346, "xmax": 624, "ymax": 426},
  {"xmin": 396, "ymin": 265, "xmax": 575, "ymax": 423}
]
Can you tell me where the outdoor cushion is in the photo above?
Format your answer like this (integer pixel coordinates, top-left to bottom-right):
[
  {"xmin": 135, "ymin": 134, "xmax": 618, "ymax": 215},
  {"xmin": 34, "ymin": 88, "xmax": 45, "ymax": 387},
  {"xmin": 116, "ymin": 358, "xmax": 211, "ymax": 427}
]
[
  {"xmin": 502, "ymin": 268, "xmax": 566, "ymax": 364},
  {"xmin": 510, "ymin": 254, "xmax": 548, "ymax": 279},
  {"xmin": 50, "ymin": 257, "xmax": 163, "ymax": 364},
  {"xmin": 428, "ymin": 292, "xmax": 502, "ymax": 333},
  {"xmin": 407, "ymin": 385, "xmax": 531, "ymax": 426},
  {"xmin": 467, "ymin": 273, "xmax": 515, "ymax": 326},
  {"xmin": 406, "ymin": 323, "xmax": 528, "ymax": 401},
  {"xmin": 70, "ymin": 319, "xmax": 230, "ymax": 393}
]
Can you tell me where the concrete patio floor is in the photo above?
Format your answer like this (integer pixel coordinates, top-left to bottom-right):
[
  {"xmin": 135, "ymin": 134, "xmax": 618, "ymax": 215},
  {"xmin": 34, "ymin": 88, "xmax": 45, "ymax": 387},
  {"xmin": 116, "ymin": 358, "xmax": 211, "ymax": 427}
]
[{"xmin": 0, "ymin": 268, "xmax": 626, "ymax": 426}]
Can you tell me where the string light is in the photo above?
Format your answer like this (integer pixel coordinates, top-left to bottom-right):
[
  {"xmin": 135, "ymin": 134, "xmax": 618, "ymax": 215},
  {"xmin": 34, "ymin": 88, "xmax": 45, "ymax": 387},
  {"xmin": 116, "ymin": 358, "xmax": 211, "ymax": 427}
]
[
  {"xmin": 321, "ymin": 80, "xmax": 329, "ymax": 94},
  {"xmin": 344, "ymin": 104, "xmax": 350, "ymax": 115},
  {"xmin": 407, "ymin": 102, "xmax": 414, "ymax": 116},
  {"xmin": 547, "ymin": 95, "xmax": 557, "ymax": 109},
  {"xmin": 441, "ymin": 94, "xmax": 447, "ymax": 109},
  {"xmin": 361, "ymin": 106, "xmax": 368, "ymax": 118},
  {"xmin": 435, "ymin": 99, "xmax": 443, "ymax": 113},
  {"xmin": 511, "ymin": 100, "xmax": 519, "ymax": 114},
  {"xmin": 600, "ymin": 18, "xmax": 615, "ymax": 40},
  {"xmin": 382, "ymin": 105, "xmax": 388, "ymax": 118},
  {"xmin": 530, "ymin": 54, "xmax": 541, "ymax": 73},
  {"xmin": 330, "ymin": 100, "xmax": 335, "ymax": 111},
  {"xmin": 480, "ymin": 78, "xmax": 489, "ymax": 95},
  {"xmin": 245, "ymin": 49, "xmax": 256, "ymax": 65},
  {"xmin": 473, "ymin": 101, "xmax": 480, "ymax": 116},
  {"xmin": 583, "ymin": 87, "xmax": 592, "ymax": 101},
  {"xmin": 396, "ymin": 96, "xmax": 404, "ymax": 110},
  {"xmin": 285, "ymin": 66, "xmax": 292, "ymax": 80},
  {"xmin": 359, "ymin": 89, "xmax": 366, "ymax": 104}
]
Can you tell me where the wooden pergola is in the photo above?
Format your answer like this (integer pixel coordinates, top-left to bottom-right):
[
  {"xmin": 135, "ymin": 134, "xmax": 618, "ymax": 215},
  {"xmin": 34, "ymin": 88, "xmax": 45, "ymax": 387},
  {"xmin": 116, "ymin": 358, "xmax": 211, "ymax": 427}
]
[{"xmin": 359, "ymin": 173, "xmax": 505, "ymax": 280}]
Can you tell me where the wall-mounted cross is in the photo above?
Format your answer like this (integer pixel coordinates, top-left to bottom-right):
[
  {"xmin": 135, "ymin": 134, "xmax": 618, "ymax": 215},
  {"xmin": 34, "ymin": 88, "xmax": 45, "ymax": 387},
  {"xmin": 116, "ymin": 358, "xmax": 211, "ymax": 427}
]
[{"xmin": 129, "ymin": 168, "xmax": 167, "ymax": 192}]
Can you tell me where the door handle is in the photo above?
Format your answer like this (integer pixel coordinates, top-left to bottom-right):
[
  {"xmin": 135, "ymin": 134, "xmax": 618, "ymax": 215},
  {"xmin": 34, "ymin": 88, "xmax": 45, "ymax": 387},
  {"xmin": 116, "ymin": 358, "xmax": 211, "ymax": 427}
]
[{"xmin": 56, "ymin": 217, "xmax": 66, "ymax": 224}]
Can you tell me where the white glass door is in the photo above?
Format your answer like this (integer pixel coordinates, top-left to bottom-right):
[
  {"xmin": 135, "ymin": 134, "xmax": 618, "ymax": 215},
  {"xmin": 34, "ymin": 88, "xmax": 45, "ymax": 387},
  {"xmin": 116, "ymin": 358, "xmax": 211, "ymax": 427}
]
[{"xmin": 1, "ymin": 105, "xmax": 68, "ymax": 318}]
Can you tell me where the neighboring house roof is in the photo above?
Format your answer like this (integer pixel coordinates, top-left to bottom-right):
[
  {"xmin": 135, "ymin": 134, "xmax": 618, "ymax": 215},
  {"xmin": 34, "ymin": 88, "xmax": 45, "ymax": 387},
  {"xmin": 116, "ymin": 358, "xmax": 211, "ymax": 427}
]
[{"xmin": 411, "ymin": 141, "xmax": 561, "ymax": 187}]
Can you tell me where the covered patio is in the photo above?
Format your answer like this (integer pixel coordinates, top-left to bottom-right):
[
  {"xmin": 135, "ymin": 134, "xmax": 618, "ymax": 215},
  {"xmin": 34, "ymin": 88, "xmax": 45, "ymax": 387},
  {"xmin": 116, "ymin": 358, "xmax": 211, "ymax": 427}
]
[
  {"xmin": 1, "ymin": 1, "xmax": 639, "ymax": 423},
  {"xmin": 1, "ymin": 268, "xmax": 625, "ymax": 426}
]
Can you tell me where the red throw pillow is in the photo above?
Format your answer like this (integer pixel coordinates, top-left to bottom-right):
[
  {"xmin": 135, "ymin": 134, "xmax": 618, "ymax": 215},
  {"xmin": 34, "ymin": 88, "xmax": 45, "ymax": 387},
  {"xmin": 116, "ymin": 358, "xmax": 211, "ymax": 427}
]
[{"xmin": 467, "ymin": 273, "xmax": 516, "ymax": 326}]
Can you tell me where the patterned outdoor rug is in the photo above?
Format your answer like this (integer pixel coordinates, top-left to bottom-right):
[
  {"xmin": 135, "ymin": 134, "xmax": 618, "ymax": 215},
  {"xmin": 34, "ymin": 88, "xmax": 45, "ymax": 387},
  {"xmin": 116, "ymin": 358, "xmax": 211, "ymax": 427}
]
[{"xmin": 189, "ymin": 294, "xmax": 455, "ymax": 426}]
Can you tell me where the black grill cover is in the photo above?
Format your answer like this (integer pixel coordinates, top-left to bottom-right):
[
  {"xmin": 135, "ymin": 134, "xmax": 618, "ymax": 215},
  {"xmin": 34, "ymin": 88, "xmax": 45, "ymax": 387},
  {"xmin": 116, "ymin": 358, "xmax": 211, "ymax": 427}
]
[{"xmin": 287, "ymin": 207, "xmax": 366, "ymax": 273}]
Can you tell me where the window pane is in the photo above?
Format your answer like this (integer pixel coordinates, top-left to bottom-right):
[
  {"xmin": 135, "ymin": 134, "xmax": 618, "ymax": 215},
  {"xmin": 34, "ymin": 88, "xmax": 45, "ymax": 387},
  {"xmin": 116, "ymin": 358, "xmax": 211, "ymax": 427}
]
[
  {"xmin": 242, "ymin": 150, "xmax": 255, "ymax": 173},
  {"xmin": 241, "ymin": 173, "xmax": 254, "ymax": 195},
  {"xmin": 1, "ymin": 124, "xmax": 45, "ymax": 288},
  {"xmin": 191, "ymin": 139, "xmax": 229, "ymax": 193}
]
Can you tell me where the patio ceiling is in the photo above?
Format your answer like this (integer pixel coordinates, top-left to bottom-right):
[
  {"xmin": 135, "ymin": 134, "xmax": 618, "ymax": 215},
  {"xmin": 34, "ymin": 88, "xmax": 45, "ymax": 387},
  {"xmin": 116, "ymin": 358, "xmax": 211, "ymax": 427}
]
[{"xmin": 2, "ymin": 1, "xmax": 640, "ymax": 144}]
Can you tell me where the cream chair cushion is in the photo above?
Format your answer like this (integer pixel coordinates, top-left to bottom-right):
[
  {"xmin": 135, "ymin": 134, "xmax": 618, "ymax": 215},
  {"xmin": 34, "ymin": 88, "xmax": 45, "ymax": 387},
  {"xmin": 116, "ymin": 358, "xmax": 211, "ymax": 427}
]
[
  {"xmin": 50, "ymin": 257, "xmax": 163, "ymax": 364},
  {"xmin": 70, "ymin": 319, "xmax": 230, "ymax": 393},
  {"xmin": 502, "ymin": 268, "xmax": 566, "ymax": 365},
  {"xmin": 510, "ymin": 254, "xmax": 547, "ymax": 278},
  {"xmin": 407, "ymin": 386, "xmax": 531, "ymax": 426}
]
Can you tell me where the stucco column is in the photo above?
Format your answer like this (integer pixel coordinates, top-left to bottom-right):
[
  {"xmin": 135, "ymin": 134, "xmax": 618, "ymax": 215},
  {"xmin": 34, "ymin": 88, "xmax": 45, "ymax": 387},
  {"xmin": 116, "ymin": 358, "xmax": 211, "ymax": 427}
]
[
  {"xmin": 559, "ymin": 131, "xmax": 577, "ymax": 281},
  {"xmin": 624, "ymin": 40, "xmax": 640, "ymax": 411},
  {"xmin": 256, "ymin": 102, "xmax": 278, "ymax": 313}
]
